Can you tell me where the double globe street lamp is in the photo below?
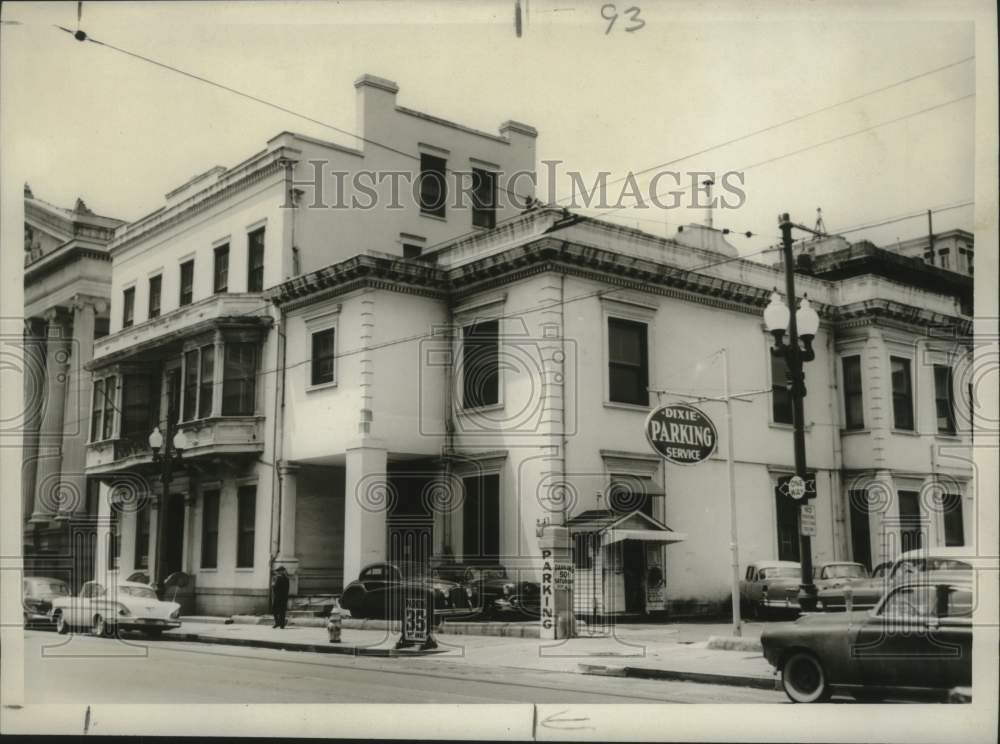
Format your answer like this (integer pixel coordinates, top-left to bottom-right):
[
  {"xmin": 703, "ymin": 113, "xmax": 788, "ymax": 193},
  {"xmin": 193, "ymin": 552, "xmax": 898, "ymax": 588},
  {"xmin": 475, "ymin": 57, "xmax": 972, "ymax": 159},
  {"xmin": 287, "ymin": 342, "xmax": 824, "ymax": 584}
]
[
  {"xmin": 765, "ymin": 212, "xmax": 822, "ymax": 611},
  {"xmin": 147, "ymin": 423, "xmax": 188, "ymax": 593}
]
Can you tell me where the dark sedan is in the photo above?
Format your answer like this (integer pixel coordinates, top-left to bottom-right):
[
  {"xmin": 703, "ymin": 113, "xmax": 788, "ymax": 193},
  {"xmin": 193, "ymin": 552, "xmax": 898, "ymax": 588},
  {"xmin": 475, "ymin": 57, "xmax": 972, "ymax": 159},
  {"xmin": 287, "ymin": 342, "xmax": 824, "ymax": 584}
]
[
  {"xmin": 22, "ymin": 577, "xmax": 71, "ymax": 627},
  {"xmin": 460, "ymin": 565, "xmax": 541, "ymax": 619},
  {"xmin": 339, "ymin": 562, "xmax": 474, "ymax": 620},
  {"xmin": 762, "ymin": 580, "xmax": 972, "ymax": 702}
]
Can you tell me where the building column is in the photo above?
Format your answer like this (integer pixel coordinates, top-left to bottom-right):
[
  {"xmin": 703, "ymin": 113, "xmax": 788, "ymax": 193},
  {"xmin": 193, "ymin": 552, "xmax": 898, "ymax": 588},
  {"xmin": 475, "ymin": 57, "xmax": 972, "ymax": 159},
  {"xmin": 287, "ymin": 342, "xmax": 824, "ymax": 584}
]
[
  {"xmin": 94, "ymin": 480, "xmax": 112, "ymax": 583},
  {"xmin": 59, "ymin": 297, "xmax": 98, "ymax": 518},
  {"xmin": 539, "ymin": 524, "xmax": 576, "ymax": 640},
  {"xmin": 21, "ymin": 317, "xmax": 47, "ymax": 530},
  {"xmin": 343, "ymin": 441, "xmax": 388, "ymax": 585},
  {"xmin": 275, "ymin": 461, "xmax": 301, "ymax": 595},
  {"xmin": 30, "ymin": 309, "xmax": 72, "ymax": 523}
]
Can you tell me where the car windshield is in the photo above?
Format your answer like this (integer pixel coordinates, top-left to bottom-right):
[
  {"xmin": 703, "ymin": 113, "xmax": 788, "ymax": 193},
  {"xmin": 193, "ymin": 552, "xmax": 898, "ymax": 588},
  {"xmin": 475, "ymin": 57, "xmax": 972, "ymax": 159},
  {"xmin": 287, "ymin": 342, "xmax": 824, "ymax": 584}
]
[
  {"xmin": 892, "ymin": 558, "xmax": 972, "ymax": 579},
  {"xmin": 118, "ymin": 585, "xmax": 158, "ymax": 599},
  {"xmin": 823, "ymin": 565, "xmax": 867, "ymax": 579},
  {"xmin": 27, "ymin": 580, "xmax": 70, "ymax": 596},
  {"xmin": 760, "ymin": 567, "xmax": 799, "ymax": 579}
]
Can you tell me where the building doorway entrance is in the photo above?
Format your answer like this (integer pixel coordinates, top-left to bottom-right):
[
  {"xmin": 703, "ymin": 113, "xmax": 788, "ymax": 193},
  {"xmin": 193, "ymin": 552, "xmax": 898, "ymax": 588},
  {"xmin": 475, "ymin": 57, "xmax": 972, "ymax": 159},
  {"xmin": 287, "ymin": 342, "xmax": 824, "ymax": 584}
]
[
  {"xmin": 159, "ymin": 493, "xmax": 186, "ymax": 581},
  {"xmin": 622, "ymin": 539, "xmax": 646, "ymax": 613}
]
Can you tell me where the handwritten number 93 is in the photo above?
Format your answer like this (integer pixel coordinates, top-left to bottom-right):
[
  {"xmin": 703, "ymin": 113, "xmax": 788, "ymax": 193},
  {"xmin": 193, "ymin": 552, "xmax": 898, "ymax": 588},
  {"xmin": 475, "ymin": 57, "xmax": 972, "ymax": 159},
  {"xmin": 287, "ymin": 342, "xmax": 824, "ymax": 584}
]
[{"xmin": 601, "ymin": 4, "xmax": 645, "ymax": 34}]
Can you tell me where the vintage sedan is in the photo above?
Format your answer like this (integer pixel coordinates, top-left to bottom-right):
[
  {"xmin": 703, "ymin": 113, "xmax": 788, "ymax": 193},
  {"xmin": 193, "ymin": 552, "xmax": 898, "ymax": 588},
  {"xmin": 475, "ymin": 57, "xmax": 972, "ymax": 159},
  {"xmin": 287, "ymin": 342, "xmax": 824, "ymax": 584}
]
[
  {"xmin": 818, "ymin": 561, "xmax": 891, "ymax": 611},
  {"xmin": 339, "ymin": 562, "xmax": 474, "ymax": 620},
  {"xmin": 762, "ymin": 579, "xmax": 972, "ymax": 702},
  {"xmin": 22, "ymin": 576, "xmax": 71, "ymax": 627},
  {"xmin": 50, "ymin": 580, "xmax": 182, "ymax": 638},
  {"xmin": 461, "ymin": 565, "xmax": 541, "ymax": 619},
  {"xmin": 739, "ymin": 561, "xmax": 802, "ymax": 617}
]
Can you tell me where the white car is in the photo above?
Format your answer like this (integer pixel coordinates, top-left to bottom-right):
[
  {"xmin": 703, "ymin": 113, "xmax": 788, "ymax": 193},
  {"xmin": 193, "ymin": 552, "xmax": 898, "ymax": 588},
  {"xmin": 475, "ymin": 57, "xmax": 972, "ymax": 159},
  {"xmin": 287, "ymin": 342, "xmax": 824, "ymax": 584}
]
[{"xmin": 50, "ymin": 580, "xmax": 182, "ymax": 638}]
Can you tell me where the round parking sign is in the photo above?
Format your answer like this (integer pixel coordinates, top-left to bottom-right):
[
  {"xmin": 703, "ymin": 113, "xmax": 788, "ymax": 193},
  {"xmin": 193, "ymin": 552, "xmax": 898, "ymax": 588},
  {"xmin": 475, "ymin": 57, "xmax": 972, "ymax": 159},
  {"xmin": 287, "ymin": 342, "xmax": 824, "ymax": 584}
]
[{"xmin": 645, "ymin": 404, "xmax": 718, "ymax": 465}]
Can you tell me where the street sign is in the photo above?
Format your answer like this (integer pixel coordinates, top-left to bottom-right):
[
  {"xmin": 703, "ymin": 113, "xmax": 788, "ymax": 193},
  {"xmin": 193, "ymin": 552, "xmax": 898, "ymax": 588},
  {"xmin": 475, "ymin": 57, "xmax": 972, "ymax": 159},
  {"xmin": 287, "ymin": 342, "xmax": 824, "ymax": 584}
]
[
  {"xmin": 403, "ymin": 597, "xmax": 428, "ymax": 643},
  {"xmin": 644, "ymin": 403, "xmax": 718, "ymax": 465},
  {"xmin": 787, "ymin": 475, "xmax": 807, "ymax": 500},
  {"xmin": 800, "ymin": 503, "xmax": 817, "ymax": 536},
  {"xmin": 553, "ymin": 563, "xmax": 574, "ymax": 592}
]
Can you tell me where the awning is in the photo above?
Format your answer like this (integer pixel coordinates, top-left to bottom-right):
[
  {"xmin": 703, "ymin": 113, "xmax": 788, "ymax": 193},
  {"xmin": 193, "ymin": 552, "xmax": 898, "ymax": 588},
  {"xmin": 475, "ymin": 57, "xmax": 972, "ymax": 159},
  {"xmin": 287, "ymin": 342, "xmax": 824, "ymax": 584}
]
[{"xmin": 601, "ymin": 528, "xmax": 688, "ymax": 546}]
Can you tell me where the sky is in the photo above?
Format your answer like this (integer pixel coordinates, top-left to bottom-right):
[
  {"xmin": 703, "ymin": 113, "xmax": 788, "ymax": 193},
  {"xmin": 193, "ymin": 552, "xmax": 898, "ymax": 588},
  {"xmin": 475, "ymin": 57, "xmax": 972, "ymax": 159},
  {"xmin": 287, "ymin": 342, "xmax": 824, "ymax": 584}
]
[{"xmin": 1, "ymin": 0, "xmax": 979, "ymax": 256}]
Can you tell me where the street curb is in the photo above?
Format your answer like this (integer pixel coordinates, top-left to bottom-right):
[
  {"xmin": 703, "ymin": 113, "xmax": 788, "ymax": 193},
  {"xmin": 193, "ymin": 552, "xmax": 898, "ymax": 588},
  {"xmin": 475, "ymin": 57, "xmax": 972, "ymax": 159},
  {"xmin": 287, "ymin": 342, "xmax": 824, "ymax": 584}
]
[
  {"xmin": 218, "ymin": 615, "xmax": 541, "ymax": 637},
  {"xmin": 161, "ymin": 632, "xmax": 446, "ymax": 658},
  {"xmin": 705, "ymin": 635, "xmax": 763, "ymax": 653},
  {"xmin": 578, "ymin": 663, "xmax": 779, "ymax": 691}
]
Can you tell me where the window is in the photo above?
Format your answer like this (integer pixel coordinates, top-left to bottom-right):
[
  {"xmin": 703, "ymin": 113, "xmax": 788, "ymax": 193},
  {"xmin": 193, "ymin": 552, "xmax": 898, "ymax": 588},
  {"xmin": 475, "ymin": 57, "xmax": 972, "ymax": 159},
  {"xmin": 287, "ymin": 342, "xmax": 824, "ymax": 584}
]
[
  {"xmin": 774, "ymin": 476, "xmax": 804, "ymax": 562},
  {"xmin": 771, "ymin": 353, "xmax": 793, "ymax": 424},
  {"xmin": 213, "ymin": 244, "xmax": 229, "ymax": 294},
  {"xmin": 608, "ymin": 318, "xmax": 649, "ymax": 406},
  {"xmin": 222, "ymin": 342, "xmax": 257, "ymax": 415},
  {"xmin": 311, "ymin": 328, "xmax": 336, "ymax": 386},
  {"xmin": 934, "ymin": 365, "xmax": 956, "ymax": 434},
  {"xmin": 100, "ymin": 376, "xmax": 116, "ymax": 440},
  {"xmin": 938, "ymin": 248, "xmax": 950, "ymax": 270},
  {"xmin": 471, "ymin": 168, "xmax": 497, "ymax": 228},
  {"xmin": 879, "ymin": 584, "xmax": 934, "ymax": 618},
  {"xmin": 842, "ymin": 355, "xmax": 864, "ymax": 429},
  {"xmin": 90, "ymin": 378, "xmax": 105, "ymax": 441},
  {"xmin": 122, "ymin": 287, "xmax": 135, "ymax": 328},
  {"xmin": 461, "ymin": 473, "xmax": 500, "ymax": 563},
  {"xmin": 403, "ymin": 244, "xmax": 423, "ymax": 259},
  {"xmin": 462, "ymin": 320, "xmax": 500, "ymax": 409},
  {"xmin": 122, "ymin": 374, "xmax": 158, "ymax": 438},
  {"xmin": 942, "ymin": 493, "xmax": 964, "ymax": 547},
  {"xmin": 890, "ymin": 357, "xmax": 914, "ymax": 430},
  {"xmin": 247, "ymin": 228, "xmax": 265, "ymax": 292},
  {"xmin": 236, "ymin": 485, "xmax": 256, "ymax": 568},
  {"xmin": 201, "ymin": 489, "xmax": 220, "ymax": 569},
  {"xmin": 419, "ymin": 153, "xmax": 447, "ymax": 217},
  {"xmin": 573, "ymin": 532, "xmax": 594, "ymax": 570},
  {"xmin": 148, "ymin": 275, "xmax": 162, "ymax": 319},
  {"xmin": 848, "ymin": 490, "xmax": 872, "ymax": 570},
  {"xmin": 183, "ymin": 349, "xmax": 199, "ymax": 421},
  {"xmin": 134, "ymin": 505, "xmax": 150, "ymax": 569},
  {"xmin": 897, "ymin": 490, "xmax": 923, "ymax": 552},
  {"xmin": 199, "ymin": 345, "xmax": 215, "ymax": 418},
  {"xmin": 179, "ymin": 259, "xmax": 194, "ymax": 306}
]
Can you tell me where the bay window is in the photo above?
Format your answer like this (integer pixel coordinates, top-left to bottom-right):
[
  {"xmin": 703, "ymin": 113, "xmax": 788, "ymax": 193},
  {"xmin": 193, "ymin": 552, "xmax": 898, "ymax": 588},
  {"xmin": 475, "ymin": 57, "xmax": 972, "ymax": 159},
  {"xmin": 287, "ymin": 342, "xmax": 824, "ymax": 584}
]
[{"xmin": 223, "ymin": 342, "xmax": 257, "ymax": 415}]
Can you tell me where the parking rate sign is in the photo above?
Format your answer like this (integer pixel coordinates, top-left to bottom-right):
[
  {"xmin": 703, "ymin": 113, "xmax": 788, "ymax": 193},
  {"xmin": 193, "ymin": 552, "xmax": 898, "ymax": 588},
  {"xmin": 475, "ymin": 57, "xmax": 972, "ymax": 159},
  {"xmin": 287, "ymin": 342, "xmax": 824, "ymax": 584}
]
[{"xmin": 645, "ymin": 404, "xmax": 718, "ymax": 465}]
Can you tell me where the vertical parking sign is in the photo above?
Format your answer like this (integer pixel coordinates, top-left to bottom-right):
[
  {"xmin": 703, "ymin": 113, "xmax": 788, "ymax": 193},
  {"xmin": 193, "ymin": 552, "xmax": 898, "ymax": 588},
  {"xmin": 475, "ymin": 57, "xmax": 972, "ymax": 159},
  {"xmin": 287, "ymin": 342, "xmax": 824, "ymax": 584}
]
[{"xmin": 403, "ymin": 597, "xmax": 428, "ymax": 643}]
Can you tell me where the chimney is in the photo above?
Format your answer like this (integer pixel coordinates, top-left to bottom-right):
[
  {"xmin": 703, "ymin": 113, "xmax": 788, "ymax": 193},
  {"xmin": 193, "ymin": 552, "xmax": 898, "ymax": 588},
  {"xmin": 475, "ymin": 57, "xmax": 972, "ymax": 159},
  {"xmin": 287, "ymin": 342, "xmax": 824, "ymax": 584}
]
[{"xmin": 354, "ymin": 74, "xmax": 400, "ymax": 150}]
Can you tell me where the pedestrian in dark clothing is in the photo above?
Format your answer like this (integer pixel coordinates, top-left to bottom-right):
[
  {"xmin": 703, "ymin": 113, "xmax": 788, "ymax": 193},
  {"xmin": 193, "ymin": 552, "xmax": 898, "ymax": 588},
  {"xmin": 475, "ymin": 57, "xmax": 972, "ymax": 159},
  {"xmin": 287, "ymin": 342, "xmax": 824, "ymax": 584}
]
[{"xmin": 272, "ymin": 566, "xmax": 290, "ymax": 629}]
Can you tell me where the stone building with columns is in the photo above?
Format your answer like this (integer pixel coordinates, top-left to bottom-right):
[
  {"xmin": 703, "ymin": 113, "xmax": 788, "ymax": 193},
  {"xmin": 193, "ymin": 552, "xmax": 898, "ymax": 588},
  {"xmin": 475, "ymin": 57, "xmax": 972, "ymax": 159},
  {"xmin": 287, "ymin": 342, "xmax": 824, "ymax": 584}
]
[{"xmin": 22, "ymin": 185, "xmax": 123, "ymax": 588}]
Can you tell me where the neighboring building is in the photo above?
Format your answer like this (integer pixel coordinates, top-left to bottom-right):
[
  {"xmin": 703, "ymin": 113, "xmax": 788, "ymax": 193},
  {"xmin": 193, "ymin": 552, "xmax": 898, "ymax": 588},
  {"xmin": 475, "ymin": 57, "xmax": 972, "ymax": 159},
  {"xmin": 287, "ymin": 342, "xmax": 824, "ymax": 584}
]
[
  {"xmin": 84, "ymin": 75, "xmax": 537, "ymax": 615},
  {"xmin": 894, "ymin": 229, "xmax": 974, "ymax": 276},
  {"xmin": 22, "ymin": 185, "xmax": 123, "ymax": 589},
  {"xmin": 85, "ymin": 75, "xmax": 974, "ymax": 619}
]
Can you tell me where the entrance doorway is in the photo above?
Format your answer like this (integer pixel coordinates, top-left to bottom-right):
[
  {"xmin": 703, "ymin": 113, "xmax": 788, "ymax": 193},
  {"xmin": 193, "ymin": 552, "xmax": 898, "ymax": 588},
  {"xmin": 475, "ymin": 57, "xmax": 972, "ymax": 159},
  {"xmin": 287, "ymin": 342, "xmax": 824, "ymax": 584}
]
[
  {"xmin": 159, "ymin": 493, "xmax": 186, "ymax": 581},
  {"xmin": 622, "ymin": 539, "xmax": 646, "ymax": 613}
]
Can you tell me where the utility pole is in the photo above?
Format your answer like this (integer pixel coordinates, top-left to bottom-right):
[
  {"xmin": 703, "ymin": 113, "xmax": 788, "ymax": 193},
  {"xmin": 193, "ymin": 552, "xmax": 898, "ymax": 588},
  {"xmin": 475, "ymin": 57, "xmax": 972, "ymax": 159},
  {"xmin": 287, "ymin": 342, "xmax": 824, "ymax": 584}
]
[
  {"xmin": 721, "ymin": 347, "xmax": 742, "ymax": 636},
  {"xmin": 927, "ymin": 209, "xmax": 935, "ymax": 265}
]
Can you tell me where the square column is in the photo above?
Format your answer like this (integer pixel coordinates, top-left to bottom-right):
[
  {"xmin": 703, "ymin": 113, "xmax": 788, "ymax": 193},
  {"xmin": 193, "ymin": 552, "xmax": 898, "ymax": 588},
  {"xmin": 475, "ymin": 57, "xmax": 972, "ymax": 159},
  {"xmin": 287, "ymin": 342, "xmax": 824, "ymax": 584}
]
[
  {"xmin": 30, "ymin": 310, "xmax": 72, "ymax": 522},
  {"xmin": 275, "ymin": 461, "xmax": 301, "ymax": 595},
  {"xmin": 343, "ymin": 441, "xmax": 388, "ymax": 586}
]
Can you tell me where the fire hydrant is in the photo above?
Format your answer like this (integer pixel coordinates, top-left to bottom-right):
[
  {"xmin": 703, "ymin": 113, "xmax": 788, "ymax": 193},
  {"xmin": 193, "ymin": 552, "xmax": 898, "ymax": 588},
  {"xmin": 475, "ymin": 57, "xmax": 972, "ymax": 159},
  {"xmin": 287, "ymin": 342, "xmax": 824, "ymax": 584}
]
[{"xmin": 326, "ymin": 613, "xmax": 342, "ymax": 643}]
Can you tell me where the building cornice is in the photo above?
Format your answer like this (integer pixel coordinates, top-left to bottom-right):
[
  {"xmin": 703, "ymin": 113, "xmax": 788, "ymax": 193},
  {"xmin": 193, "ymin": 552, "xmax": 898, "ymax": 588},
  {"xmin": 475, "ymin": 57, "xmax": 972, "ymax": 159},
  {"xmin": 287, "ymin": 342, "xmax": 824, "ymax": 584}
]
[{"xmin": 109, "ymin": 147, "xmax": 299, "ymax": 257}]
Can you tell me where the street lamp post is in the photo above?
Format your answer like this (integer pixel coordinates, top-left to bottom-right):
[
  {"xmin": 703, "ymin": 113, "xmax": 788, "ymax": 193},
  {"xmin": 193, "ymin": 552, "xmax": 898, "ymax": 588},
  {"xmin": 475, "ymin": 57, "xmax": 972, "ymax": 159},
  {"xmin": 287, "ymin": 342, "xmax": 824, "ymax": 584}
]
[
  {"xmin": 764, "ymin": 213, "xmax": 821, "ymax": 611},
  {"xmin": 148, "ymin": 421, "xmax": 187, "ymax": 594}
]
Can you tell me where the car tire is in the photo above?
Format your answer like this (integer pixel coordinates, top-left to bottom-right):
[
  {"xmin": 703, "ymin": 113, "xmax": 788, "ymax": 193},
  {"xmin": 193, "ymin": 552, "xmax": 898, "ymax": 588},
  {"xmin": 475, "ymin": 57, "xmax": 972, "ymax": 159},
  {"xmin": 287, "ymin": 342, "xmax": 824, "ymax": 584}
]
[
  {"xmin": 55, "ymin": 611, "xmax": 69, "ymax": 635},
  {"xmin": 782, "ymin": 651, "xmax": 832, "ymax": 703},
  {"xmin": 92, "ymin": 614, "xmax": 113, "ymax": 638}
]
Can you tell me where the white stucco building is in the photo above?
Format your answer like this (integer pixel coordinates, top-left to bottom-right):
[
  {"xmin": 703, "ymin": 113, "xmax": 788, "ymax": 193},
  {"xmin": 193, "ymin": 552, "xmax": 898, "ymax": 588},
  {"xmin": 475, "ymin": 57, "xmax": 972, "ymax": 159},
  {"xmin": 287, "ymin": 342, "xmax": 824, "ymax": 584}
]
[{"xmin": 84, "ymin": 75, "xmax": 974, "ymax": 619}]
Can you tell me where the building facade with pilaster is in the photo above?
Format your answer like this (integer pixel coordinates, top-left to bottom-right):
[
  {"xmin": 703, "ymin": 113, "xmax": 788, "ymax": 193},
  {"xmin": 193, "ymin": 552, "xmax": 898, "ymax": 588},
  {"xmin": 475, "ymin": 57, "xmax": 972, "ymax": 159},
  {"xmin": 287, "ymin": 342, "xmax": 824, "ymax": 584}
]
[{"xmin": 22, "ymin": 185, "xmax": 123, "ymax": 590}]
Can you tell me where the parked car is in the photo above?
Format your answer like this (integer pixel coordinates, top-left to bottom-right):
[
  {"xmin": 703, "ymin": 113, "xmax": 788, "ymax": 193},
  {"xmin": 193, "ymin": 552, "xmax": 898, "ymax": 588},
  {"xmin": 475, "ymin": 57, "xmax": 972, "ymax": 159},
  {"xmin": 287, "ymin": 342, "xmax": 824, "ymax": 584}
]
[
  {"xmin": 739, "ymin": 561, "xmax": 802, "ymax": 617},
  {"xmin": 818, "ymin": 561, "xmax": 891, "ymax": 611},
  {"xmin": 762, "ymin": 579, "xmax": 972, "ymax": 702},
  {"xmin": 22, "ymin": 577, "xmax": 71, "ymax": 628},
  {"xmin": 339, "ymin": 562, "xmax": 474, "ymax": 620},
  {"xmin": 50, "ymin": 580, "xmax": 182, "ymax": 638},
  {"xmin": 819, "ymin": 547, "xmax": 990, "ymax": 612},
  {"xmin": 460, "ymin": 565, "xmax": 541, "ymax": 619}
]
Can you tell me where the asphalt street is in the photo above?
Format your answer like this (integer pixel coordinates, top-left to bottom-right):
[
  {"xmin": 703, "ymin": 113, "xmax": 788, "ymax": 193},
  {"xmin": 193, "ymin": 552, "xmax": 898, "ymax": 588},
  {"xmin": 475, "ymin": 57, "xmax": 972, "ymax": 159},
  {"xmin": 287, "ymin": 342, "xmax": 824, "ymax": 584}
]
[{"xmin": 22, "ymin": 630, "xmax": 785, "ymax": 704}]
